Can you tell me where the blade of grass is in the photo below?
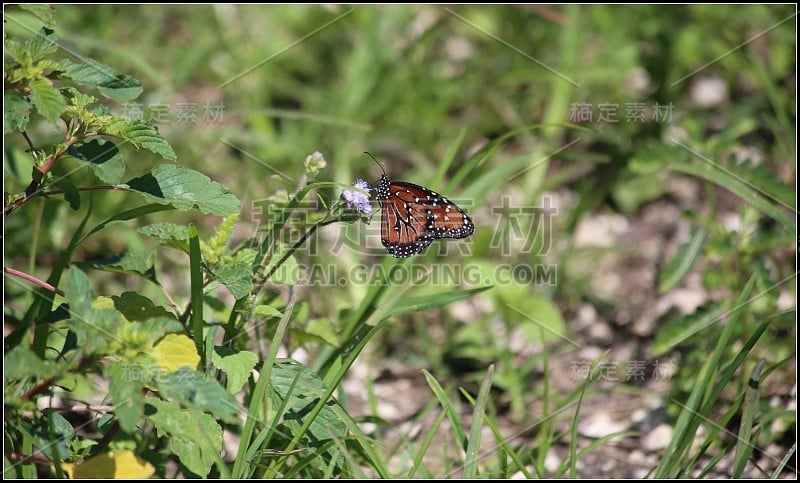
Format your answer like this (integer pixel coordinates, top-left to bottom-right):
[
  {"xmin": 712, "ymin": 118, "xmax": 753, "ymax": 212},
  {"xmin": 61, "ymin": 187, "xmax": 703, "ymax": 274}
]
[
  {"xmin": 460, "ymin": 388, "xmax": 533, "ymax": 479},
  {"xmin": 188, "ymin": 224, "xmax": 203, "ymax": 362},
  {"xmin": 431, "ymin": 128, "xmax": 467, "ymax": 188},
  {"xmin": 771, "ymin": 443, "xmax": 796, "ymax": 479},
  {"xmin": 232, "ymin": 293, "xmax": 296, "ymax": 478},
  {"xmin": 733, "ymin": 358, "xmax": 766, "ymax": 477},
  {"xmin": 422, "ymin": 369, "xmax": 468, "ymax": 450},
  {"xmin": 463, "ymin": 364, "xmax": 495, "ymax": 478},
  {"xmin": 656, "ymin": 275, "xmax": 756, "ymax": 477},
  {"xmin": 408, "ymin": 408, "xmax": 450, "ymax": 478}
]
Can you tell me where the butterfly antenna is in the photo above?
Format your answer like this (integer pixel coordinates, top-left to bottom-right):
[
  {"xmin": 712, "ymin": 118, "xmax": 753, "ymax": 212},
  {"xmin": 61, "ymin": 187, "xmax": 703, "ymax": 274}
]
[{"xmin": 363, "ymin": 151, "xmax": 386, "ymax": 176}]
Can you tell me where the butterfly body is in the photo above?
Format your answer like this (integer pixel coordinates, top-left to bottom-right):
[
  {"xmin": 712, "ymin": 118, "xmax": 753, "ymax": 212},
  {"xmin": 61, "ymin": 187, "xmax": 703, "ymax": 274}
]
[{"xmin": 374, "ymin": 174, "xmax": 474, "ymax": 258}]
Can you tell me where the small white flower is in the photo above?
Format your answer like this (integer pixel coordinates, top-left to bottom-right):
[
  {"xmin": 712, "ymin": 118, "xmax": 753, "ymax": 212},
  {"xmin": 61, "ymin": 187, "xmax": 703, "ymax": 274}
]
[{"xmin": 342, "ymin": 179, "xmax": 372, "ymax": 214}]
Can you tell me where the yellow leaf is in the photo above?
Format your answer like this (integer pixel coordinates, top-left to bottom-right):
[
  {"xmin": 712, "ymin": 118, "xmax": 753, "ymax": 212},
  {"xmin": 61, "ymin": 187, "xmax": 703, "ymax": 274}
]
[
  {"xmin": 91, "ymin": 296, "xmax": 115, "ymax": 310},
  {"xmin": 151, "ymin": 333, "xmax": 200, "ymax": 373},
  {"xmin": 62, "ymin": 450, "xmax": 155, "ymax": 479}
]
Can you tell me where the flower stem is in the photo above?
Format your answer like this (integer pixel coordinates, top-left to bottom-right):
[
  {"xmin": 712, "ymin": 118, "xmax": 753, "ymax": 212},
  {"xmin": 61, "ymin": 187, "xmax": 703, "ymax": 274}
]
[{"xmin": 4, "ymin": 267, "xmax": 65, "ymax": 296}]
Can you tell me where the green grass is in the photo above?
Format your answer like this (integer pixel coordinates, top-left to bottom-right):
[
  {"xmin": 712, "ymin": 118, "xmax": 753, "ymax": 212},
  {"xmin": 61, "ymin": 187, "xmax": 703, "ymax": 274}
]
[{"xmin": 3, "ymin": 4, "xmax": 796, "ymax": 479}]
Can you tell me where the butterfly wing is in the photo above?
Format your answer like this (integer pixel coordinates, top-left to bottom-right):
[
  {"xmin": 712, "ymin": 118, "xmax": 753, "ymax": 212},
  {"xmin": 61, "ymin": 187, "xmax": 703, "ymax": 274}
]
[
  {"xmin": 378, "ymin": 180, "xmax": 474, "ymax": 258},
  {"xmin": 379, "ymin": 183, "xmax": 435, "ymax": 258}
]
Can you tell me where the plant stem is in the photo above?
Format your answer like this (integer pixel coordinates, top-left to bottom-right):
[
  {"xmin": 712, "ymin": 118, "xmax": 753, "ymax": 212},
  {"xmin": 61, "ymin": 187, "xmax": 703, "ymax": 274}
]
[{"xmin": 4, "ymin": 267, "xmax": 65, "ymax": 296}]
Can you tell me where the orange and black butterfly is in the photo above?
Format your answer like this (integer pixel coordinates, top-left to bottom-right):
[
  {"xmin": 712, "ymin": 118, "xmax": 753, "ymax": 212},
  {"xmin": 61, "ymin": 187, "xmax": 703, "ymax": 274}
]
[{"xmin": 367, "ymin": 153, "xmax": 474, "ymax": 258}]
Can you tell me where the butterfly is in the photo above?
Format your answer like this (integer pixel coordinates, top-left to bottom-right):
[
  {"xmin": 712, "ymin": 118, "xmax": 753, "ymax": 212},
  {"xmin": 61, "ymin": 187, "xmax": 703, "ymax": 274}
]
[{"xmin": 366, "ymin": 153, "xmax": 475, "ymax": 258}]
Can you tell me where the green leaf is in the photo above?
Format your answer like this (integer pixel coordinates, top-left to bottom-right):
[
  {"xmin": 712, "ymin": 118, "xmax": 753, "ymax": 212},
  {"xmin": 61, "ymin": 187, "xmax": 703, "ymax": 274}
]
[
  {"xmin": 64, "ymin": 267, "xmax": 95, "ymax": 322},
  {"xmin": 302, "ymin": 318, "xmax": 340, "ymax": 348},
  {"xmin": 18, "ymin": 5, "xmax": 56, "ymax": 27},
  {"xmin": 635, "ymin": 144, "xmax": 795, "ymax": 230},
  {"xmin": 147, "ymin": 399, "xmax": 222, "ymax": 477},
  {"xmin": 63, "ymin": 268, "xmax": 123, "ymax": 347},
  {"xmin": 29, "ymin": 77, "xmax": 66, "ymax": 124},
  {"xmin": 611, "ymin": 173, "xmax": 666, "ymax": 213},
  {"xmin": 652, "ymin": 303, "xmax": 723, "ymax": 356},
  {"xmin": 83, "ymin": 249, "xmax": 157, "ymax": 284},
  {"xmin": 111, "ymin": 292, "xmax": 174, "ymax": 322},
  {"xmin": 26, "ymin": 27, "xmax": 58, "ymax": 61},
  {"xmin": 389, "ymin": 287, "xmax": 493, "ymax": 317},
  {"xmin": 659, "ymin": 228, "xmax": 707, "ymax": 293},
  {"xmin": 30, "ymin": 412, "xmax": 74, "ymax": 460},
  {"xmin": 510, "ymin": 296, "xmax": 567, "ymax": 344},
  {"xmin": 212, "ymin": 347, "xmax": 258, "ymax": 394},
  {"xmin": 125, "ymin": 165, "xmax": 242, "ymax": 216},
  {"xmin": 138, "ymin": 223, "xmax": 192, "ymax": 241},
  {"xmin": 213, "ymin": 260, "xmax": 253, "ymax": 299},
  {"xmin": 4, "ymin": 90, "xmax": 32, "ymax": 132},
  {"xmin": 66, "ymin": 139, "xmax": 125, "ymax": 185},
  {"xmin": 4, "ymin": 346, "xmax": 59, "ymax": 382},
  {"xmin": 79, "ymin": 203, "xmax": 175, "ymax": 246},
  {"xmin": 102, "ymin": 118, "xmax": 176, "ymax": 160},
  {"xmin": 58, "ymin": 178, "xmax": 81, "ymax": 210},
  {"xmin": 725, "ymin": 159, "xmax": 795, "ymax": 210},
  {"xmin": 106, "ymin": 362, "xmax": 145, "ymax": 433},
  {"xmin": 59, "ymin": 59, "xmax": 143, "ymax": 102},
  {"xmin": 271, "ymin": 360, "xmax": 346, "ymax": 469},
  {"xmin": 62, "ymin": 86, "xmax": 97, "ymax": 110},
  {"xmin": 156, "ymin": 367, "xmax": 240, "ymax": 425},
  {"xmin": 127, "ymin": 319, "xmax": 184, "ymax": 345},
  {"xmin": 253, "ymin": 305, "xmax": 283, "ymax": 318},
  {"xmin": 4, "ymin": 39, "xmax": 28, "ymax": 66}
]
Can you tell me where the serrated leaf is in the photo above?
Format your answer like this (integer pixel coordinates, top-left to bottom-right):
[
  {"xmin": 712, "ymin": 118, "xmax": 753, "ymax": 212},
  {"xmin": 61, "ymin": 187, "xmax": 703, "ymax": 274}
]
[
  {"xmin": 102, "ymin": 118, "xmax": 176, "ymax": 160},
  {"xmin": 84, "ymin": 249, "xmax": 157, "ymax": 285},
  {"xmin": 125, "ymin": 165, "xmax": 241, "ymax": 216},
  {"xmin": 653, "ymin": 303, "xmax": 724, "ymax": 356},
  {"xmin": 155, "ymin": 367, "xmax": 240, "ymax": 425},
  {"xmin": 66, "ymin": 139, "xmax": 124, "ymax": 185},
  {"xmin": 26, "ymin": 27, "xmax": 58, "ymax": 61},
  {"xmin": 30, "ymin": 77, "xmax": 66, "ymax": 124},
  {"xmin": 18, "ymin": 5, "xmax": 57, "ymax": 27},
  {"xmin": 151, "ymin": 334, "xmax": 200, "ymax": 373},
  {"xmin": 4, "ymin": 346, "xmax": 59, "ymax": 382},
  {"xmin": 59, "ymin": 58, "xmax": 143, "ymax": 102},
  {"xmin": 4, "ymin": 90, "xmax": 32, "ymax": 132},
  {"xmin": 146, "ymin": 399, "xmax": 222, "ymax": 477},
  {"xmin": 62, "ymin": 450, "xmax": 155, "ymax": 479},
  {"xmin": 138, "ymin": 223, "xmax": 192, "ymax": 240},
  {"xmin": 62, "ymin": 86, "xmax": 97, "ymax": 110},
  {"xmin": 659, "ymin": 229, "xmax": 707, "ymax": 293},
  {"xmin": 212, "ymin": 347, "xmax": 258, "ymax": 394},
  {"xmin": 106, "ymin": 362, "xmax": 145, "ymax": 432},
  {"xmin": 4, "ymin": 39, "xmax": 28, "ymax": 65},
  {"xmin": 214, "ymin": 260, "xmax": 253, "ymax": 299},
  {"xmin": 58, "ymin": 178, "xmax": 81, "ymax": 210}
]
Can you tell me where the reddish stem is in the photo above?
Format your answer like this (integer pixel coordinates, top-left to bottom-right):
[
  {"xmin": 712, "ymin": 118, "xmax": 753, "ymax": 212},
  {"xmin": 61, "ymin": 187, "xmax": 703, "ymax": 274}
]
[{"xmin": 4, "ymin": 267, "xmax": 65, "ymax": 296}]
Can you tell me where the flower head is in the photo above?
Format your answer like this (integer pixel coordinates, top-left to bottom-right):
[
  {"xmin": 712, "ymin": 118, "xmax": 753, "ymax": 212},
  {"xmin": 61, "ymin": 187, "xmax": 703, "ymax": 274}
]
[
  {"xmin": 342, "ymin": 179, "xmax": 372, "ymax": 214},
  {"xmin": 304, "ymin": 151, "xmax": 327, "ymax": 175}
]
